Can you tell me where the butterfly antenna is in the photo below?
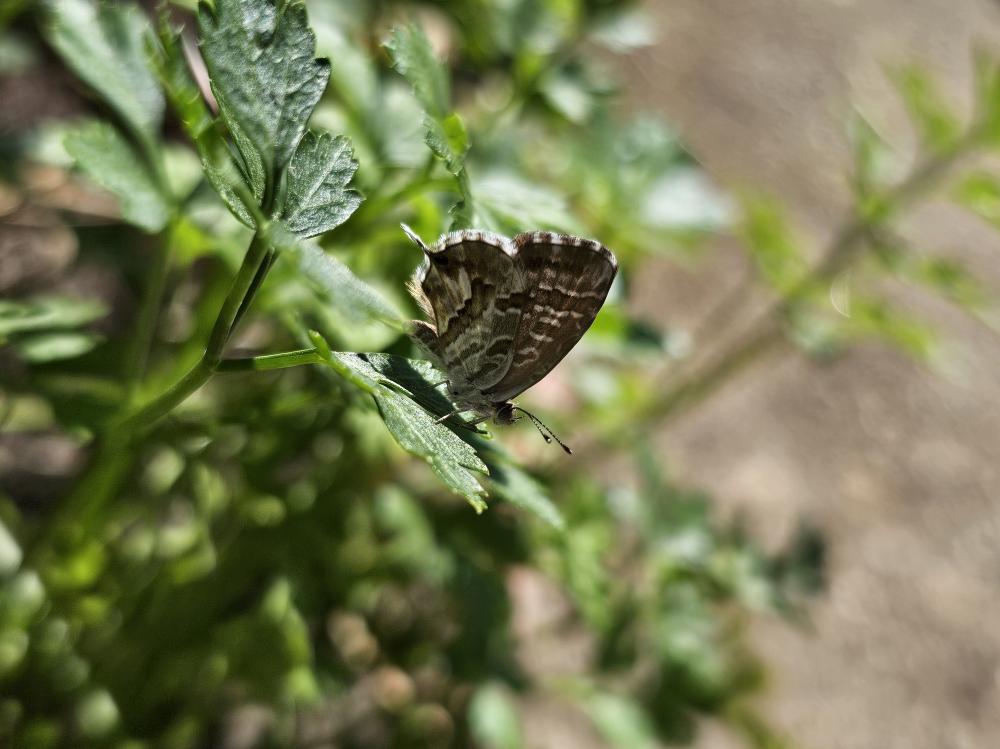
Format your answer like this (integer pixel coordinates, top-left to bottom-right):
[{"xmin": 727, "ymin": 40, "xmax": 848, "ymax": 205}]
[
  {"xmin": 400, "ymin": 223, "xmax": 429, "ymax": 252},
  {"xmin": 513, "ymin": 407, "xmax": 572, "ymax": 454}
]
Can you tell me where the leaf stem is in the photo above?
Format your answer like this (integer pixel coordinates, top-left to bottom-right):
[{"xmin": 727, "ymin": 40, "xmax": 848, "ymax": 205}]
[
  {"xmin": 124, "ymin": 222, "xmax": 174, "ymax": 397},
  {"xmin": 217, "ymin": 347, "xmax": 323, "ymax": 372}
]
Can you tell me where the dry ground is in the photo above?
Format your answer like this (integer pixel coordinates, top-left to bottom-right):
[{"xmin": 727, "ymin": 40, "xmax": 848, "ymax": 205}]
[{"xmin": 618, "ymin": 1, "xmax": 1000, "ymax": 747}]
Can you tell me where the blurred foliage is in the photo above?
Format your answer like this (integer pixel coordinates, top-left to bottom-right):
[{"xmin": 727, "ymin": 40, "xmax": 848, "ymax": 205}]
[{"xmin": 0, "ymin": 0, "xmax": 996, "ymax": 747}]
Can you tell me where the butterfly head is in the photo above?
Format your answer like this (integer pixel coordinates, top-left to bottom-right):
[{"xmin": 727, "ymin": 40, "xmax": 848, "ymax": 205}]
[{"xmin": 495, "ymin": 403, "xmax": 572, "ymax": 454}]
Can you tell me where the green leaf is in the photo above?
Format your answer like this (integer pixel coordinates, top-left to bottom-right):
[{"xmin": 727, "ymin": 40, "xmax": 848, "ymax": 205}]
[
  {"xmin": 150, "ymin": 15, "xmax": 260, "ymax": 226},
  {"xmin": 910, "ymin": 256, "xmax": 988, "ymax": 309},
  {"xmin": 739, "ymin": 196, "xmax": 806, "ymax": 292},
  {"xmin": 0, "ymin": 296, "xmax": 107, "ymax": 338},
  {"xmin": 199, "ymin": 0, "xmax": 330, "ymax": 177},
  {"xmin": 424, "ymin": 112, "xmax": 469, "ymax": 176},
  {"xmin": 849, "ymin": 298, "xmax": 937, "ymax": 359},
  {"xmin": 149, "ymin": 14, "xmax": 214, "ymax": 145},
  {"xmin": 281, "ymin": 131, "xmax": 363, "ymax": 237},
  {"xmin": 46, "ymin": 0, "xmax": 163, "ymax": 144},
  {"xmin": 973, "ymin": 50, "xmax": 1000, "ymax": 147},
  {"xmin": 202, "ymin": 158, "xmax": 257, "ymax": 228},
  {"xmin": 384, "ymin": 24, "xmax": 450, "ymax": 119},
  {"xmin": 64, "ymin": 120, "xmax": 170, "ymax": 232},
  {"xmin": 472, "ymin": 171, "xmax": 583, "ymax": 235},
  {"xmin": 469, "ymin": 683, "xmax": 523, "ymax": 749},
  {"xmin": 275, "ymin": 230, "xmax": 402, "ymax": 328},
  {"xmin": 848, "ymin": 111, "xmax": 897, "ymax": 216},
  {"xmin": 15, "ymin": 332, "xmax": 102, "ymax": 363},
  {"xmin": 320, "ymin": 351, "xmax": 488, "ymax": 511},
  {"xmin": 585, "ymin": 693, "xmax": 657, "ymax": 749},
  {"xmin": 953, "ymin": 171, "xmax": 1000, "ymax": 229},
  {"xmin": 892, "ymin": 65, "xmax": 961, "ymax": 151},
  {"xmin": 482, "ymin": 455, "xmax": 564, "ymax": 530}
]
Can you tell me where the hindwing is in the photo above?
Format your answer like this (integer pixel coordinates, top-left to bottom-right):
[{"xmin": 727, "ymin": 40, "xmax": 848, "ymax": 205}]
[
  {"xmin": 483, "ymin": 232, "xmax": 617, "ymax": 403},
  {"xmin": 412, "ymin": 230, "xmax": 526, "ymax": 392}
]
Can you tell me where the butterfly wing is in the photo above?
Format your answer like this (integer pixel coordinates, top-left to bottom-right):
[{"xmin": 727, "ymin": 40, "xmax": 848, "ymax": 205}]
[
  {"xmin": 483, "ymin": 232, "xmax": 617, "ymax": 403},
  {"xmin": 414, "ymin": 230, "xmax": 526, "ymax": 392}
]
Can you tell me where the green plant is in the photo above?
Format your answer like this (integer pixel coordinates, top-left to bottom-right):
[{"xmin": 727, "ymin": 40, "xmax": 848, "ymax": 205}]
[{"xmin": 0, "ymin": 0, "xmax": 994, "ymax": 747}]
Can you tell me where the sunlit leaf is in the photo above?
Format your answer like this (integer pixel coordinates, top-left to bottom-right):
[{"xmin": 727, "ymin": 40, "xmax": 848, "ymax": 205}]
[
  {"xmin": 641, "ymin": 167, "xmax": 732, "ymax": 231},
  {"xmin": 64, "ymin": 120, "xmax": 170, "ymax": 232},
  {"xmin": 0, "ymin": 296, "xmax": 107, "ymax": 338},
  {"xmin": 281, "ymin": 131, "xmax": 363, "ymax": 237},
  {"xmin": 384, "ymin": 24, "xmax": 450, "ymax": 119},
  {"xmin": 469, "ymin": 683, "xmax": 523, "ymax": 749},
  {"xmin": 277, "ymin": 230, "xmax": 403, "ymax": 328},
  {"xmin": 46, "ymin": 0, "xmax": 163, "ymax": 143},
  {"xmin": 424, "ymin": 112, "xmax": 469, "ymax": 176},
  {"xmin": 481, "ymin": 452, "xmax": 564, "ymax": 530},
  {"xmin": 199, "ymin": 0, "xmax": 329, "ymax": 175},
  {"xmin": 590, "ymin": 7, "xmax": 657, "ymax": 53},
  {"xmin": 15, "ymin": 332, "xmax": 102, "ymax": 363},
  {"xmin": 318, "ymin": 349, "xmax": 489, "ymax": 511},
  {"xmin": 0, "ymin": 520, "xmax": 22, "ymax": 576},
  {"xmin": 472, "ymin": 171, "xmax": 583, "ymax": 235}
]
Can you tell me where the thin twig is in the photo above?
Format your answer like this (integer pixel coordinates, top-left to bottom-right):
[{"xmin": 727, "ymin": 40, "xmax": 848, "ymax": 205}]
[{"xmin": 573, "ymin": 126, "xmax": 985, "ymax": 460}]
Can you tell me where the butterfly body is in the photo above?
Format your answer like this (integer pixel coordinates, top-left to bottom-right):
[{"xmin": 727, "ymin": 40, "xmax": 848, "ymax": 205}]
[{"xmin": 403, "ymin": 226, "xmax": 618, "ymax": 431}]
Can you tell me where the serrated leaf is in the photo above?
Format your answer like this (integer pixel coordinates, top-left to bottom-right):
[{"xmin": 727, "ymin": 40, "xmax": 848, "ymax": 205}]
[
  {"xmin": 424, "ymin": 112, "xmax": 469, "ymax": 176},
  {"xmin": 150, "ymin": 15, "xmax": 259, "ymax": 227},
  {"xmin": 892, "ymin": 65, "xmax": 961, "ymax": 151},
  {"xmin": 0, "ymin": 296, "xmax": 107, "ymax": 338},
  {"xmin": 202, "ymin": 158, "xmax": 256, "ymax": 228},
  {"xmin": 321, "ymin": 351, "xmax": 488, "ymax": 511},
  {"xmin": 64, "ymin": 120, "xmax": 170, "ymax": 232},
  {"xmin": 275, "ymin": 230, "xmax": 402, "ymax": 327},
  {"xmin": 281, "ymin": 131, "xmax": 363, "ymax": 237},
  {"xmin": 199, "ymin": 0, "xmax": 330, "ymax": 177},
  {"xmin": 46, "ymin": 0, "xmax": 163, "ymax": 144},
  {"xmin": 384, "ymin": 24, "xmax": 450, "ymax": 119},
  {"xmin": 149, "ymin": 15, "xmax": 214, "ymax": 144},
  {"xmin": 472, "ymin": 171, "xmax": 583, "ymax": 235},
  {"xmin": 219, "ymin": 94, "xmax": 267, "ymax": 205}
]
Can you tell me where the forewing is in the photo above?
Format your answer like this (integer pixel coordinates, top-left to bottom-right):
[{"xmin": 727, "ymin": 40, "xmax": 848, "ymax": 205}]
[
  {"xmin": 416, "ymin": 231, "xmax": 525, "ymax": 391},
  {"xmin": 484, "ymin": 232, "xmax": 617, "ymax": 402}
]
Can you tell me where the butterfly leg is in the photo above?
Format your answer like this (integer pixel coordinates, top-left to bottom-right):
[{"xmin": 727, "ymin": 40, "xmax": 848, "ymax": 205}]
[{"xmin": 435, "ymin": 408, "xmax": 471, "ymax": 424}]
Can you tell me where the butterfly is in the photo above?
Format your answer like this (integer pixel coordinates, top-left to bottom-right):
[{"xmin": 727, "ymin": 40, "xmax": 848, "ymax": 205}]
[{"xmin": 402, "ymin": 224, "xmax": 618, "ymax": 453}]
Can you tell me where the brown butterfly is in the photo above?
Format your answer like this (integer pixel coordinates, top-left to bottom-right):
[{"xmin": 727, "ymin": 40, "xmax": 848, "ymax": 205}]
[{"xmin": 403, "ymin": 224, "xmax": 618, "ymax": 452}]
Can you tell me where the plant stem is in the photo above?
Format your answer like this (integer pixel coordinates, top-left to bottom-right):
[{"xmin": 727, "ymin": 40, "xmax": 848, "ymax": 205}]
[{"xmin": 114, "ymin": 231, "xmax": 272, "ymax": 434}]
